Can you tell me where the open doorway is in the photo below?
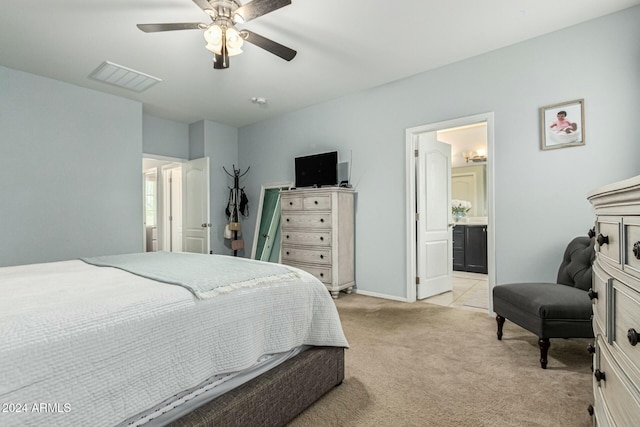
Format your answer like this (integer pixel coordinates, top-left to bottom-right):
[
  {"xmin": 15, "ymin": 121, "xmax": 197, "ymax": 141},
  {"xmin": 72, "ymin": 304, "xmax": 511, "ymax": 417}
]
[
  {"xmin": 405, "ymin": 113, "xmax": 495, "ymax": 313},
  {"xmin": 143, "ymin": 157, "xmax": 183, "ymax": 252},
  {"xmin": 428, "ymin": 123, "xmax": 488, "ymax": 311},
  {"xmin": 143, "ymin": 155, "xmax": 211, "ymax": 254}
]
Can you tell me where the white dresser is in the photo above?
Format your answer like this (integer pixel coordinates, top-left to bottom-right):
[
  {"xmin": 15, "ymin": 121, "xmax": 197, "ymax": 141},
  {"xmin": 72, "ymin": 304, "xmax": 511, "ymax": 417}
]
[
  {"xmin": 588, "ymin": 175, "xmax": 640, "ymax": 426},
  {"xmin": 280, "ymin": 187, "xmax": 355, "ymax": 298}
]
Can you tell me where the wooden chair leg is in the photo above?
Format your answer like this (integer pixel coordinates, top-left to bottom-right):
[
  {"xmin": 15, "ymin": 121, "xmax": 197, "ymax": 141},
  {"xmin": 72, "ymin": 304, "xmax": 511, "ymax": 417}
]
[
  {"xmin": 538, "ymin": 338, "xmax": 550, "ymax": 369},
  {"xmin": 496, "ymin": 315, "xmax": 505, "ymax": 340}
]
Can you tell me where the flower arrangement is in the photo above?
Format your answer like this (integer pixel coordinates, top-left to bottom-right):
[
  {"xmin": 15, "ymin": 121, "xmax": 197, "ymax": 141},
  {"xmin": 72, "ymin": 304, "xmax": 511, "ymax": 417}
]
[{"xmin": 451, "ymin": 200, "xmax": 472, "ymax": 216}]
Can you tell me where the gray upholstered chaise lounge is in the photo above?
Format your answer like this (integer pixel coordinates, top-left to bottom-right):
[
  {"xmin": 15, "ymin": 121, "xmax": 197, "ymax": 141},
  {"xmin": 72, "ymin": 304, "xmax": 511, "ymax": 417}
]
[{"xmin": 492, "ymin": 236, "xmax": 595, "ymax": 368}]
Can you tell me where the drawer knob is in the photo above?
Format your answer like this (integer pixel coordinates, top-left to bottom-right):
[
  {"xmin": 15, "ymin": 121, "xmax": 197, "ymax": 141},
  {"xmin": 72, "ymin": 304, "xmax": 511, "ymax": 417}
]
[
  {"xmin": 588, "ymin": 228, "xmax": 596, "ymax": 239},
  {"xmin": 320, "ymin": 218, "xmax": 324, "ymax": 223},
  {"xmin": 286, "ymin": 235, "xmax": 290, "ymax": 239},
  {"xmin": 289, "ymin": 201, "xmax": 293, "ymax": 205},
  {"xmin": 628, "ymin": 328, "xmax": 640, "ymax": 346},
  {"xmin": 320, "ymin": 254, "xmax": 324, "ymax": 259},
  {"xmin": 587, "ymin": 288, "xmax": 598, "ymax": 300},
  {"xmin": 320, "ymin": 236, "xmax": 324, "ymax": 241},
  {"xmin": 320, "ymin": 272, "xmax": 324, "ymax": 277},
  {"xmin": 286, "ymin": 218, "xmax": 290, "ymax": 222},
  {"xmin": 594, "ymin": 369, "xmax": 606, "ymax": 383},
  {"xmin": 286, "ymin": 251, "xmax": 290, "ymax": 255},
  {"xmin": 596, "ymin": 234, "xmax": 609, "ymax": 246},
  {"xmin": 587, "ymin": 344, "xmax": 596, "ymax": 354},
  {"xmin": 314, "ymin": 200, "xmax": 318, "ymax": 205},
  {"xmin": 633, "ymin": 242, "xmax": 640, "ymax": 260},
  {"xmin": 587, "ymin": 405, "xmax": 594, "ymax": 417}
]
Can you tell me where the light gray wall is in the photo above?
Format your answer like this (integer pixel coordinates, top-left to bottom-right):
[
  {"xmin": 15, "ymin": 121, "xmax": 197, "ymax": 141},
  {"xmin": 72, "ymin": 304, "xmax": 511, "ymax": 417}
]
[
  {"xmin": 0, "ymin": 66, "xmax": 143, "ymax": 267},
  {"xmin": 143, "ymin": 114, "xmax": 189, "ymax": 159},
  {"xmin": 238, "ymin": 7, "xmax": 640, "ymax": 299},
  {"xmin": 189, "ymin": 120, "xmax": 239, "ymax": 255}
]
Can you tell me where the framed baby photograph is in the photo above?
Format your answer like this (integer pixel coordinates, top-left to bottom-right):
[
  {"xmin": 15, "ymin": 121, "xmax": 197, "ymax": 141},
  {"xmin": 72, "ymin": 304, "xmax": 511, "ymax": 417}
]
[{"xmin": 540, "ymin": 99, "xmax": 585, "ymax": 150}]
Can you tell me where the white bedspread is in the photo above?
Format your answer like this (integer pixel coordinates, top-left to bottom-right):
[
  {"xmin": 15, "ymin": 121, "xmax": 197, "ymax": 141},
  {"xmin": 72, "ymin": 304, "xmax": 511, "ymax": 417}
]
[{"xmin": 0, "ymin": 258, "xmax": 348, "ymax": 427}]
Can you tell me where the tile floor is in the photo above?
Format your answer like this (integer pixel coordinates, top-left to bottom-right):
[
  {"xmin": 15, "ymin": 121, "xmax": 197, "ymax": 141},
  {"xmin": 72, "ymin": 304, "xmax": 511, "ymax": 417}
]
[{"xmin": 422, "ymin": 271, "xmax": 489, "ymax": 312}]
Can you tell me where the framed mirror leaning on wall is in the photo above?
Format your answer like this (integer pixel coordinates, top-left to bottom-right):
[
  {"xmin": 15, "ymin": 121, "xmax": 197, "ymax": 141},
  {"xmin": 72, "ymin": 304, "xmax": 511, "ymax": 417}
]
[{"xmin": 251, "ymin": 182, "xmax": 293, "ymax": 262}]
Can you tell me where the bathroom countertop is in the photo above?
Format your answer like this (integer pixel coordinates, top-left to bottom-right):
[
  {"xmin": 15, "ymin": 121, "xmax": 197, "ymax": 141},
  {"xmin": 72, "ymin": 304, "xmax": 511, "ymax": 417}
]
[{"xmin": 453, "ymin": 218, "xmax": 487, "ymax": 226}]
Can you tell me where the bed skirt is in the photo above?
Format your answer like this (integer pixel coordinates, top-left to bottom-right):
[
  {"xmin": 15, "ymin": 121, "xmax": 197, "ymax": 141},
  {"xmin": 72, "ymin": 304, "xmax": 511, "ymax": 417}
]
[{"xmin": 169, "ymin": 346, "xmax": 345, "ymax": 427}]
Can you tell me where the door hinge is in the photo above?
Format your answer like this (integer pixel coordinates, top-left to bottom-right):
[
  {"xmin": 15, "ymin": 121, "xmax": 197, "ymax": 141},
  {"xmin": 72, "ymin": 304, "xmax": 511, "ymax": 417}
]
[
  {"xmin": 415, "ymin": 212, "xmax": 419, "ymax": 221},
  {"xmin": 414, "ymin": 149, "xmax": 419, "ymax": 157},
  {"xmin": 416, "ymin": 276, "xmax": 420, "ymax": 285}
]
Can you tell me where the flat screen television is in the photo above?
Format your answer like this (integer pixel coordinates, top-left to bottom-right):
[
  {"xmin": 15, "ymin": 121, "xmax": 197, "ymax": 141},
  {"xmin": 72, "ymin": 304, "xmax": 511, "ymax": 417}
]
[{"xmin": 295, "ymin": 151, "xmax": 338, "ymax": 188}]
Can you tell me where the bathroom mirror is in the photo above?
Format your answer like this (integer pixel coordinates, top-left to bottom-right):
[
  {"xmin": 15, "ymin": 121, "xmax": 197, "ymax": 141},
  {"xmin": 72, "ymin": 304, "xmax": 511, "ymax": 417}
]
[
  {"xmin": 451, "ymin": 164, "xmax": 487, "ymax": 217},
  {"xmin": 251, "ymin": 182, "xmax": 292, "ymax": 262}
]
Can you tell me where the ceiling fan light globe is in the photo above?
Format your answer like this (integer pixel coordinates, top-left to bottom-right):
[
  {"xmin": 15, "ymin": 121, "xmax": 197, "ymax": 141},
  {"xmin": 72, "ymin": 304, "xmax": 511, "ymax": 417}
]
[
  {"xmin": 233, "ymin": 13, "xmax": 245, "ymax": 24},
  {"xmin": 203, "ymin": 24, "xmax": 223, "ymax": 44},
  {"xmin": 226, "ymin": 27, "xmax": 244, "ymax": 51},
  {"xmin": 205, "ymin": 42, "xmax": 222, "ymax": 55}
]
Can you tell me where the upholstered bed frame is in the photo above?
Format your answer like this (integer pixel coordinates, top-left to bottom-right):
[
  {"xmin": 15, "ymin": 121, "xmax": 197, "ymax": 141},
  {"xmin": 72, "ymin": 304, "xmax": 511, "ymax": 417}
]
[{"xmin": 170, "ymin": 346, "xmax": 345, "ymax": 426}]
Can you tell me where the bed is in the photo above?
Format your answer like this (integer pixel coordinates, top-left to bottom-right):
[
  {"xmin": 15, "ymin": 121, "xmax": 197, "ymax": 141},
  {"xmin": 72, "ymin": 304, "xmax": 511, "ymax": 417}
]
[{"xmin": 0, "ymin": 252, "xmax": 348, "ymax": 426}]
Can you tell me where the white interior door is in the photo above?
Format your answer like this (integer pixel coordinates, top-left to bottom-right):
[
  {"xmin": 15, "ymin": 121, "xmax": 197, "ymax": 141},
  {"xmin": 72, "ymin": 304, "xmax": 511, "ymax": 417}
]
[
  {"xmin": 182, "ymin": 157, "xmax": 210, "ymax": 254},
  {"xmin": 163, "ymin": 166, "xmax": 183, "ymax": 252},
  {"xmin": 416, "ymin": 133, "xmax": 453, "ymax": 299}
]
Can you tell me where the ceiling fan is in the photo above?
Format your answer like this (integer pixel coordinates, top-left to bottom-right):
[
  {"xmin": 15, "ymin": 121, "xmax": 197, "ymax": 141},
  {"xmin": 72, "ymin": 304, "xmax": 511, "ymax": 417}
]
[{"xmin": 137, "ymin": 0, "xmax": 296, "ymax": 69}]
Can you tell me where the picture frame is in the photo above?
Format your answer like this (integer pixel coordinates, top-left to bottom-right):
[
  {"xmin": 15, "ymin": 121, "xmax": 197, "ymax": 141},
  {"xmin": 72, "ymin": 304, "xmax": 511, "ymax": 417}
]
[{"xmin": 540, "ymin": 99, "xmax": 585, "ymax": 150}]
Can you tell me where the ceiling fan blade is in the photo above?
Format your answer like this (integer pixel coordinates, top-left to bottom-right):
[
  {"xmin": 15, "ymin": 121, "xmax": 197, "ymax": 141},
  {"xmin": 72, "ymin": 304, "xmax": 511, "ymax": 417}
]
[
  {"xmin": 234, "ymin": 0, "xmax": 291, "ymax": 23},
  {"xmin": 192, "ymin": 0, "xmax": 215, "ymax": 16},
  {"xmin": 136, "ymin": 23, "xmax": 205, "ymax": 33},
  {"xmin": 241, "ymin": 30, "xmax": 296, "ymax": 61}
]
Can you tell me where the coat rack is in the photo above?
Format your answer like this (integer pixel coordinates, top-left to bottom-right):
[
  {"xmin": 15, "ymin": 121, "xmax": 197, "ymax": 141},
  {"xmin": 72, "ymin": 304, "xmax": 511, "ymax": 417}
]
[{"xmin": 224, "ymin": 165, "xmax": 250, "ymax": 256}]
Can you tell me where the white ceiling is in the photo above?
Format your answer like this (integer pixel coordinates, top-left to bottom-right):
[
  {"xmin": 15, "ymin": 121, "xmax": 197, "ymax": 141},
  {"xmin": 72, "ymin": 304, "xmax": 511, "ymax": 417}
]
[{"xmin": 2, "ymin": 0, "xmax": 638, "ymax": 128}]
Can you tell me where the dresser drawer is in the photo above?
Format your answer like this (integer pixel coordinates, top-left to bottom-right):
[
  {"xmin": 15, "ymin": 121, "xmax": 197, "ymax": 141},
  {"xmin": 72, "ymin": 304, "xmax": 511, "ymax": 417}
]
[
  {"xmin": 282, "ymin": 245, "xmax": 331, "ymax": 265},
  {"xmin": 595, "ymin": 339, "xmax": 640, "ymax": 427},
  {"xmin": 611, "ymin": 280, "xmax": 640, "ymax": 389},
  {"xmin": 593, "ymin": 376, "xmax": 616, "ymax": 427},
  {"xmin": 623, "ymin": 216, "xmax": 640, "ymax": 281},
  {"xmin": 302, "ymin": 195, "xmax": 331, "ymax": 210},
  {"xmin": 282, "ymin": 213, "xmax": 331, "ymax": 229},
  {"xmin": 282, "ymin": 230, "xmax": 331, "ymax": 246},
  {"xmin": 285, "ymin": 261, "xmax": 332, "ymax": 284},
  {"xmin": 592, "ymin": 262, "xmax": 611, "ymax": 341},
  {"xmin": 597, "ymin": 216, "xmax": 622, "ymax": 267},
  {"xmin": 281, "ymin": 196, "xmax": 303, "ymax": 211}
]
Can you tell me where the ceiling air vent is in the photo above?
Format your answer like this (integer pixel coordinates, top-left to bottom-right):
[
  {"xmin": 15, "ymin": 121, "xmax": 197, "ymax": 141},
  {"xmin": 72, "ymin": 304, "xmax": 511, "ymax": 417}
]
[{"xmin": 89, "ymin": 61, "xmax": 162, "ymax": 92}]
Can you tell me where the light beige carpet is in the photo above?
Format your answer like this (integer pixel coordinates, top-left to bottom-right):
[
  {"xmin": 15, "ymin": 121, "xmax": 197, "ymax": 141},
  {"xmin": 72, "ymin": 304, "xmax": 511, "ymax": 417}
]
[{"xmin": 289, "ymin": 294, "xmax": 593, "ymax": 427}]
